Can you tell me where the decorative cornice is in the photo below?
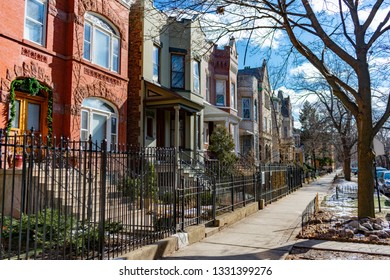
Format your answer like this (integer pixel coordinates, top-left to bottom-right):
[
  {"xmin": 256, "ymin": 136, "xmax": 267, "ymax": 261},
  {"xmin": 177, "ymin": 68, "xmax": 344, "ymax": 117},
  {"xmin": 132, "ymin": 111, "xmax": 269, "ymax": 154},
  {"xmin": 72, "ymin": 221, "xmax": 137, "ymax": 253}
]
[{"xmin": 21, "ymin": 47, "xmax": 48, "ymax": 64}]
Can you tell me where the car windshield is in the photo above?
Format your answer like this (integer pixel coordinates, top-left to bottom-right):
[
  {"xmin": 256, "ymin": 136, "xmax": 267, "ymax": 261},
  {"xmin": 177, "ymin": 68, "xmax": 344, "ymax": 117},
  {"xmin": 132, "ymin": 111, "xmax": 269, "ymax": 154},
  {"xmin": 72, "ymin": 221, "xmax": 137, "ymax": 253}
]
[{"xmin": 384, "ymin": 173, "xmax": 390, "ymax": 180}]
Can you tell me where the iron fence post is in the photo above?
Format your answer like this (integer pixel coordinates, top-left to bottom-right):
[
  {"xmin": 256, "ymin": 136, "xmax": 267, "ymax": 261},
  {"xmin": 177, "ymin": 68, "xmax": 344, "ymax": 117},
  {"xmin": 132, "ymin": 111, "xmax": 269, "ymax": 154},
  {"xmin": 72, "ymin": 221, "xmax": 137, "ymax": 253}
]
[
  {"xmin": 242, "ymin": 174, "xmax": 246, "ymax": 207},
  {"xmin": 231, "ymin": 174, "xmax": 234, "ymax": 212},
  {"xmin": 196, "ymin": 177, "xmax": 201, "ymax": 225},
  {"xmin": 212, "ymin": 177, "xmax": 216, "ymax": 224},
  {"xmin": 99, "ymin": 139, "xmax": 107, "ymax": 260}
]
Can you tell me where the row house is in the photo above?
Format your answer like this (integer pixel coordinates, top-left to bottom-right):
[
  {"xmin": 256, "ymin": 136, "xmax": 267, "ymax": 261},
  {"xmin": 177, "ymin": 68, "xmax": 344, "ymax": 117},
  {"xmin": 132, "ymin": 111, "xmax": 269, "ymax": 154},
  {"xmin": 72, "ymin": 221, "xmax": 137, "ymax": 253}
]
[
  {"xmin": 237, "ymin": 74, "xmax": 260, "ymax": 164},
  {"xmin": 129, "ymin": 0, "xmax": 241, "ymax": 160},
  {"xmin": 271, "ymin": 90, "xmax": 295, "ymax": 163},
  {"xmin": 237, "ymin": 61, "xmax": 273, "ymax": 163},
  {"xmin": 129, "ymin": 0, "xmax": 207, "ymax": 159},
  {"xmin": 0, "ymin": 0, "xmax": 130, "ymax": 146},
  {"xmin": 204, "ymin": 39, "xmax": 241, "ymax": 155}
]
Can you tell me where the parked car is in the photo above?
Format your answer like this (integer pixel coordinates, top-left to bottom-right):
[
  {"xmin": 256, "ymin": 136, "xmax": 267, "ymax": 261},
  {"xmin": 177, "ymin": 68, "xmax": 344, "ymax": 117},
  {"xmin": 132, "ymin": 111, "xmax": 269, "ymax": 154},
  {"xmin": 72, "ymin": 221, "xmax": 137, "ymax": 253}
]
[
  {"xmin": 351, "ymin": 167, "xmax": 358, "ymax": 175},
  {"xmin": 376, "ymin": 167, "xmax": 388, "ymax": 178},
  {"xmin": 378, "ymin": 171, "xmax": 390, "ymax": 195}
]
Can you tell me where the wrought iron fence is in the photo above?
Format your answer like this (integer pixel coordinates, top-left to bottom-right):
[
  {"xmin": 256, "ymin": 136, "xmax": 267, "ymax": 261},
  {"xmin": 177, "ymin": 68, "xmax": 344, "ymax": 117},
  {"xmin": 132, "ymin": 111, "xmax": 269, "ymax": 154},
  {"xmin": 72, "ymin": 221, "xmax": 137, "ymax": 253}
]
[
  {"xmin": 0, "ymin": 132, "xmax": 303, "ymax": 260},
  {"xmin": 301, "ymin": 194, "xmax": 319, "ymax": 231},
  {"xmin": 0, "ymin": 132, "xmax": 178, "ymax": 260}
]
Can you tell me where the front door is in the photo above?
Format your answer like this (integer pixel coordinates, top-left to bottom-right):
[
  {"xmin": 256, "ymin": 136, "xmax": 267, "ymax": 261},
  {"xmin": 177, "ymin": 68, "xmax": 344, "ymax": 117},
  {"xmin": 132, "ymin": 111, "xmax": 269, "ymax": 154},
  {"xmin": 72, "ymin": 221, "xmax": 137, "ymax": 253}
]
[
  {"xmin": 11, "ymin": 93, "xmax": 47, "ymax": 136},
  {"xmin": 91, "ymin": 113, "xmax": 107, "ymax": 147}
]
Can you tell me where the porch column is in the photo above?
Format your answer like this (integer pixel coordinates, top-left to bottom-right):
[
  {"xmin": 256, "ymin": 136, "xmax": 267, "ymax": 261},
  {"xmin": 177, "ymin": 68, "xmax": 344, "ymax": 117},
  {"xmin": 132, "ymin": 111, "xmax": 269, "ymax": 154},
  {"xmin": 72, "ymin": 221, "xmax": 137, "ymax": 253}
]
[
  {"xmin": 174, "ymin": 105, "xmax": 180, "ymax": 151},
  {"xmin": 193, "ymin": 112, "xmax": 198, "ymax": 161}
]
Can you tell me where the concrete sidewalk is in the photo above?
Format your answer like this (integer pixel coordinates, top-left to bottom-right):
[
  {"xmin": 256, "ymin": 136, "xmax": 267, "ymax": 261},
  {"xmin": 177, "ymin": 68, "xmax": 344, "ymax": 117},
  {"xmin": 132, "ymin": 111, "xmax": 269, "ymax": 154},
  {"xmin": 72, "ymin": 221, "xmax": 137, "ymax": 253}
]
[{"xmin": 163, "ymin": 172, "xmax": 390, "ymax": 260}]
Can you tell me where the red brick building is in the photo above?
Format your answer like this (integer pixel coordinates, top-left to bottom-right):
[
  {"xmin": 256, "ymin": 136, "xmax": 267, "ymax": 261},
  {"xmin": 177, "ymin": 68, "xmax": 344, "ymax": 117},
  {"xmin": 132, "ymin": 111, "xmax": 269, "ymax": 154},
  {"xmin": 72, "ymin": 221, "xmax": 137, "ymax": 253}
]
[{"xmin": 0, "ymin": 0, "xmax": 129, "ymax": 145}]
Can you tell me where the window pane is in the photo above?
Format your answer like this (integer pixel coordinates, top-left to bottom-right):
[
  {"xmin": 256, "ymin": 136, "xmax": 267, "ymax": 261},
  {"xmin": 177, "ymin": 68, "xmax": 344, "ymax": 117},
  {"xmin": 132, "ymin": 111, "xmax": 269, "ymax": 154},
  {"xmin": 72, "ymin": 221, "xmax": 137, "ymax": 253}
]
[
  {"xmin": 83, "ymin": 23, "xmax": 92, "ymax": 60},
  {"xmin": 172, "ymin": 55, "xmax": 184, "ymax": 72},
  {"xmin": 230, "ymin": 83, "xmax": 235, "ymax": 108},
  {"xmin": 82, "ymin": 97, "xmax": 115, "ymax": 113},
  {"xmin": 26, "ymin": 0, "xmax": 44, "ymax": 23},
  {"xmin": 25, "ymin": 19, "xmax": 43, "ymax": 44},
  {"xmin": 216, "ymin": 95, "xmax": 224, "ymax": 106},
  {"xmin": 153, "ymin": 46, "xmax": 160, "ymax": 82},
  {"xmin": 92, "ymin": 114, "xmax": 107, "ymax": 145},
  {"xmin": 111, "ymin": 117, "xmax": 117, "ymax": 134},
  {"xmin": 11, "ymin": 100, "xmax": 21, "ymax": 129},
  {"xmin": 243, "ymin": 98, "xmax": 251, "ymax": 119},
  {"xmin": 171, "ymin": 55, "xmax": 184, "ymax": 88},
  {"xmin": 81, "ymin": 131, "xmax": 88, "ymax": 141},
  {"xmin": 216, "ymin": 80, "xmax": 225, "ymax": 106},
  {"xmin": 193, "ymin": 61, "xmax": 199, "ymax": 93},
  {"xmin": 81, "ymin": 111, "xmax": 89, "ymax": 130},
  {"xmin": 94, "ymin": 29, "xmax": 110, "ymax": 68},
  {"xmin": 112, "ymin": 37, "xmax": 119, "ymax": 72},
  {"xmin": 27, "ymin": 103, "xmax": 40, "ymax": 131},
  {"xmin": 172, "ymin": 72, "xmax": 184, "ymax": 88}
]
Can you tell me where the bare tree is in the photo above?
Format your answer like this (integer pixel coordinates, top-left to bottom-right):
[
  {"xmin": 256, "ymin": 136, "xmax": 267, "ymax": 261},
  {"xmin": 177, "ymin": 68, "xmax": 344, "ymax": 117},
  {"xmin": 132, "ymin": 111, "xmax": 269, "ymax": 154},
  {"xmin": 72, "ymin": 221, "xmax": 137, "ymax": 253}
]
[
  {"xmin": 299, "ymin": 101, "xmax": 333, "ymax": 172},
  {"xmin": 292, "ymin": 71, "xmax": 358, "ymax": 181},
  {"xmin": 153, "ymin": 0, "xmax": 390, "ymax": 218}
]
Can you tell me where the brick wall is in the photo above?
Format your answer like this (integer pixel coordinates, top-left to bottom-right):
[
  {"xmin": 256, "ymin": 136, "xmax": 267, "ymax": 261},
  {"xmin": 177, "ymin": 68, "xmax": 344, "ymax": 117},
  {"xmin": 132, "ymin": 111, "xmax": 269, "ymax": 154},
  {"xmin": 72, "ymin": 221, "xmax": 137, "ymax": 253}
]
[
  {"xmin": 127, "ymin": 0, "xmax": 143, "ymax": 146},
  {"xmin": 0, "ymin": 0, "xmax": 129, "ymax": 144}
]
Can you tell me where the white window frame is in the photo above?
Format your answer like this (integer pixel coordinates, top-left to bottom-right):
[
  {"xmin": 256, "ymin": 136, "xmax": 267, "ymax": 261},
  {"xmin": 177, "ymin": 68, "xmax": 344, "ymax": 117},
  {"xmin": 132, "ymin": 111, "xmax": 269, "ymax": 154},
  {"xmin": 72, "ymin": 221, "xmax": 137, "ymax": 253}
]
[
  {"xmin": 24, "ymin": 0, "xmax": 47, "ymax": 46},
  {"xmin": 83, "ymin": 12, "xmax": 120, "ymax": 73},
  {"xmin": 152, "ymin": 45, "xmax": 160, "ymax": 83},
  {"xmin": 230, "ymin": 82, "xmax": 236, "ymax": 109},
  {"xmin": 193, "ymin": 60, "xmax": 200, "ymax": 94}
]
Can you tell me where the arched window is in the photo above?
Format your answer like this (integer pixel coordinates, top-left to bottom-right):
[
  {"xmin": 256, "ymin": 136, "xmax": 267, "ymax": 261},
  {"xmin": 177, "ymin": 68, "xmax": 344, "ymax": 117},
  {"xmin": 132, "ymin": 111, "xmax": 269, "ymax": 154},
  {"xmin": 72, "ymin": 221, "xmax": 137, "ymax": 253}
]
[
  {"xmin": 83, "ymin": 12, "xmax": 120, "ymax": 72},
  {"xmin": 80, "ymin": 98, "xmax": 118, "ymax": 148}
]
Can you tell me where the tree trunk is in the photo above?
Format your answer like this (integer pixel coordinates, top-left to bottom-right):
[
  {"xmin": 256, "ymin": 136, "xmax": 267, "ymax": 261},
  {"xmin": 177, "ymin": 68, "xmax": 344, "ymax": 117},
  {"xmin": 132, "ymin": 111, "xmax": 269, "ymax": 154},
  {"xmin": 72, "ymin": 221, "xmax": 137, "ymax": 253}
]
[
  {"xmin": 343, "ymin": 152, "xmax": 351, "ymax": 181},
  {"xmin": 342, "ymin": 139, "xmax": 352, "ymax": 181},
  {"xmin": 357, "ymin": 112, "xmax": 375, "ymax": 218}
]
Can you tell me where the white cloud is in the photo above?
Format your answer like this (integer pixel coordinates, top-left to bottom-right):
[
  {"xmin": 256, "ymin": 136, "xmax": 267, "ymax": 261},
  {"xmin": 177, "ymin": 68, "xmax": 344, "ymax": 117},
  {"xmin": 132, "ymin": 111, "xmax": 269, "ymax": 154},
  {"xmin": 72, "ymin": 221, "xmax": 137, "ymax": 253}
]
[
  {"xmin": 276, "ymin": 86, "xmax": 319, "ymax": 130},
  {"xmin": 289, "ymin": 62, "xmax": 322, "ymax": 79},
  {"xmin": 309, "ymin": 0, "xmax": 347, "ymax": 14},
  {"xmin": 200, "ymin": 5, "xmax": 283, "ymax": 49},
  {"xmin": 359, "ymin": 6, "xmax": 390, "ymax": 30}
]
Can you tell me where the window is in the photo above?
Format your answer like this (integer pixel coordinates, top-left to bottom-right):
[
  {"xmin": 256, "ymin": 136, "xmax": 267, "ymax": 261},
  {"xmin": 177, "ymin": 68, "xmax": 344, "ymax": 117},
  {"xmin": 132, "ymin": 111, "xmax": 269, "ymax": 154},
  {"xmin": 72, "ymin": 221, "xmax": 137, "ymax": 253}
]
[
  {"xmin": 81, "ymin": 98, "xmax": 118, "ymax": 149},
  {"xmin": 254, "ymin": 100, "xmax": 258, "ymax": 122},
  {"xmin": 205, "ymin": 75, "xmax": 210, "ymax": 102},
  {"xmin": 153, "ymin": 45, "xmax": 160, "ymax": 83},
  {"xmin": 24, "ymin": 0, "xmax": 47, "ymax": 45},
  {"xmin": 10, "ymin": 94, "xmax": 46, "ymax": 134},
  {"xmin": 171, "ymin": 54, "xmax": 185, "ymax": 89},
  {"xmin": 263, "ymin": 117, "xmax": 267, "ymax": 132},
  {"xmin": 242, "ymin": 98, "xmax": 251, "ymax": 120},
  {"xmin": 83, "ymin": 13, "xmax": 120, "ymax": 72},
  {"xmin": 216, "ymin": 79, "xmax": 226, "ymax": 106},
  {"xmin": 193, "ymin": 60, "xmax": 200, "ymax": 94},
  {"xmin": 230, "ymin": 83, "xmax": 236, "ymax": 109}
]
